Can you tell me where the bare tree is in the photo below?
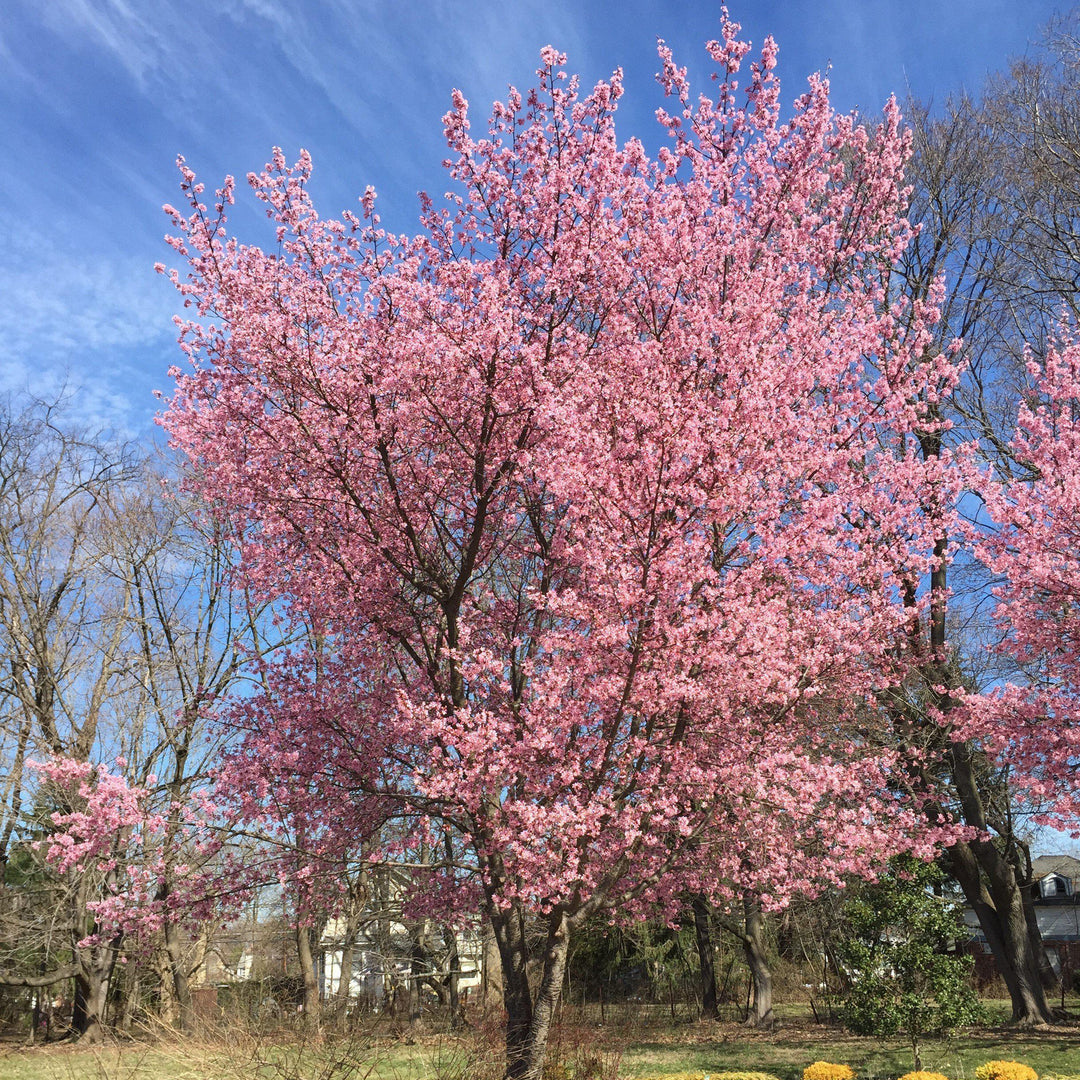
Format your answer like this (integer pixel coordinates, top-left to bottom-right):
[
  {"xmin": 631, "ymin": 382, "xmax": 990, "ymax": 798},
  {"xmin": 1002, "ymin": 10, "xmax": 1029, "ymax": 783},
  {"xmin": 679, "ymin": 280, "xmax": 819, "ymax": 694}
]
[
  {"xmin": 0, "ymin": 397, "xmax": 268, "ymax": 1039},
  {"xmin": 0, "ymin": 396, "xmax": 138, "ymax": 1040}
]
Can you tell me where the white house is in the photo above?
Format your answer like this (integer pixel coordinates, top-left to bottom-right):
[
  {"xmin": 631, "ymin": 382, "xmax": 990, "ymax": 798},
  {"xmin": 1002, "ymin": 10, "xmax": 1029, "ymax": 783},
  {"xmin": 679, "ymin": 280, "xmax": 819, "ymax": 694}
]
[{"xmin": 319, "ymin": 916, "xmax": 484, "ymax": 1004}]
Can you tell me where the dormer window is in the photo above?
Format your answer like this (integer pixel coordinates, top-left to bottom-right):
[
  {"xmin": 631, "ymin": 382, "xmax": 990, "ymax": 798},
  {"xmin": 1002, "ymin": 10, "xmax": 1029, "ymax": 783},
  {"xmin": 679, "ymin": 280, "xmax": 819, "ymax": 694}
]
[{"xmin": 1042, "ymin": 874, "xmax": 1070, "ymax": 898}]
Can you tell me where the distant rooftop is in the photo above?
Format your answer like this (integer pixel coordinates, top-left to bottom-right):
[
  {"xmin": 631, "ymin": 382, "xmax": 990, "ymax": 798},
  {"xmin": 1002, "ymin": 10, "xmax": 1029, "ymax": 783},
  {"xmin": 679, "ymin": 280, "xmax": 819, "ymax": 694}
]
[{"xmin": 1031, "ymin": 854, "xmax": 1080, "ymax": 880}]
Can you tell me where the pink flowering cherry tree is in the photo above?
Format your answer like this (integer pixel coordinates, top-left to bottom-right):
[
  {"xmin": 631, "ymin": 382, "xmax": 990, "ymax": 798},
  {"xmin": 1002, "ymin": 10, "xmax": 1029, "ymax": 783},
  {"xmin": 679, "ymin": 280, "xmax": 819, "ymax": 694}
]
[
  {"xmin": 30, "ymin": 754, "xmax": 227, "ymax": 1041},
  {"xmin": 30, "ymin": 757, "xmax": 167, "ymax": 1042},
  {"xmin": 974, "ymin": 333, "xmax": 1080, "ymax": 825},
  {"xmin": 161, "ymin": 16, "xmax": 963, "ymax": 1078}
]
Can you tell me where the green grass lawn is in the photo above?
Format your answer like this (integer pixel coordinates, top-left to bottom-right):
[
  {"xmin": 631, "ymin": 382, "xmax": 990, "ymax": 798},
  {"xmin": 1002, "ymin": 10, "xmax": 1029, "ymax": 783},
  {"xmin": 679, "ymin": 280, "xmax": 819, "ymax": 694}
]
[
  {"xmin": 2, "ymin": 1014, "xmax": 1078, "ymax": 1080},
  {"xmin": 610, "ymin": 1022, "xmax": 1080, "ymax": 1079}
]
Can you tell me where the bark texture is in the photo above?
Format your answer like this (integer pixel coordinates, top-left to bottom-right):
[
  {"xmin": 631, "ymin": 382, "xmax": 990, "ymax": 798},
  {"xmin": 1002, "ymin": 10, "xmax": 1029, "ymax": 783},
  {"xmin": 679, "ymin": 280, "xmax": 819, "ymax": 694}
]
[{"xmin": 691, "ymin": 894, "xmax": 719, "ymax": 1020}]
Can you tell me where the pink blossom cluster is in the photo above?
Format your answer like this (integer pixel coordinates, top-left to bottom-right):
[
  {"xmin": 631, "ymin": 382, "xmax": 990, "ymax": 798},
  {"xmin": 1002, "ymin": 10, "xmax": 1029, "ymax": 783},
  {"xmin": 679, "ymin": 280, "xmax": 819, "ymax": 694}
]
[
  {"xmin": 972, "ymin": 334, "xmax": 1080, "ymax": 831},
  {"xmin": 32, "ymin": 757, "xmax": 225, "ymax": 943}
]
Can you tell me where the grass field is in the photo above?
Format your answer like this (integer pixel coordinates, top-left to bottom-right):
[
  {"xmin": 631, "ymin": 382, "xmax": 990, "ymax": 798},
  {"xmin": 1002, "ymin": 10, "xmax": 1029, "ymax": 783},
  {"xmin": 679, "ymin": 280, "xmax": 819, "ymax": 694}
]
[{"xmin": 2, "ymin": 1011, "xmax": 1078, "ymax": 1080}]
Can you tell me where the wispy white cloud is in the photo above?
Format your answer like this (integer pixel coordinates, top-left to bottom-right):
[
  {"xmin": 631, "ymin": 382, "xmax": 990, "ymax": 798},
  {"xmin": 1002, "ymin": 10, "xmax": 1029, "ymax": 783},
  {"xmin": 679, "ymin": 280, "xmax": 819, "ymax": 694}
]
[
  {"xmin": 0, "ymin": 244, "xmax": 171, "ymax": 360},
  {"xmin": 0, "ymin": 220, "xmax": 176, "ymax": 431},
  {"xmin": 32, "ymin": 0, "xmax": 170, "ymax": 87}
]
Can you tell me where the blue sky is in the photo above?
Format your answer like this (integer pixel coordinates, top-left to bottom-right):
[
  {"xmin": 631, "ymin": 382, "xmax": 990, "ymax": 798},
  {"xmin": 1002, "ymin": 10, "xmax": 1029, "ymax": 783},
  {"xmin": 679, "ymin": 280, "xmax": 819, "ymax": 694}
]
[{"xmin": 0, "ymin": 0, "xmax": 1067, "ymax": 435}]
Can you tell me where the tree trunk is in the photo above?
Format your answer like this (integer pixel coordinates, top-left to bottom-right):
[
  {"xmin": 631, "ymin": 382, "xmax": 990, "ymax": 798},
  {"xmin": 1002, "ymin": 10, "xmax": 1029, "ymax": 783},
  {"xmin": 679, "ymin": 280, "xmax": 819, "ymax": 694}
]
[
  {"xmin": 334, "ymin": 921, "xmax": 357, "ymax": 1028},
  {"xmin": 914, "ymin": 432, "xmax": 1053, "ymax": 1027},
  {"xmin": 718, "ymin": 898, "xmax": 773, "ymax": 1029},
  {"xmin": 491, "ymin": 903, "xmax": 573, "ymax": 1080},
  {"xmin": 119, "ymin": 968, "xmax": 140, "ymax": 1032},
  {"xmin": 1020, "ymin": 873, "xmax": 1060, "ymax": 993},
  {"xmin": 443, "ymin": 922, "xmax": 464, "ymax": 1028},
  {"xmin": 74, "ymin": 965, "xmax": 110, "ymax": 1043},
  {"xmin": 945, "ymin": 837, "xmax": 1052, "ymax": 1024},
  {"xmin": 945, "ymin": 744, "xmax": 1054, "ymax": 1026},
  {"xmin": 296, "ymin": 925, "xmax": 321, "ymax": 1031},
  {"xmin": 482, "ymin": 916, "xmax": 503, "ymax": 1013},
  {"xmin": 162, "ymin": 911, "xmax": 194, "ymax": 1032},
  {"xmin": 409, "ymin": 924, "xmax": 427, "ymax": 1033},
  {"xmin": 71, "ymin": 932, "xmax": 122, "ymax": 1043},
  {"xmin": 691, "ymin": 894, "xmax": 719, "ymax": 1020},
  {"xmin": 72, "ymin": 973, "xmax": 88, "ymax": 1036},
  {"xmin": 741, "ymin": 897, "xmax": 774, "ymax": 1030},
  {"xmin": 157, "ymin": 947, "xmax": 177, "ymax": 1026},
  {"xmin": 492, "ymin": 902, "xmax": 532, "ymax": 1074}
]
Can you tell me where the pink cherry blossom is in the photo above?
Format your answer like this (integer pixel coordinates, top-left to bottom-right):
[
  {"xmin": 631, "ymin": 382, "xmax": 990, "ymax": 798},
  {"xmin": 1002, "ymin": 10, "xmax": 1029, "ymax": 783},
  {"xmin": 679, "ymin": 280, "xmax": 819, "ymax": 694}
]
[{"xmin": 160, "ymin": 17, "xmax": 965, "ymax": 1077}]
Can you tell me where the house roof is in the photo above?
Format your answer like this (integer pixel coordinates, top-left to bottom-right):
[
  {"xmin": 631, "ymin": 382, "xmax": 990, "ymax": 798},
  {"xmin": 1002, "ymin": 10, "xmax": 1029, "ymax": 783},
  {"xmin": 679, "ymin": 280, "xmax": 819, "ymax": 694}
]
[{"xmin": 1031, "ymin": 854, "xmax": 1080, "ymax": 881}]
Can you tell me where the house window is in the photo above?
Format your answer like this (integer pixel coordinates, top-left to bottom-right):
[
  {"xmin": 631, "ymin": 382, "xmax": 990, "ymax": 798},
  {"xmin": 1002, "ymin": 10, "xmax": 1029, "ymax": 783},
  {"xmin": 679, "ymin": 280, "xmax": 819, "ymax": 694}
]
[{"xmin": 1047, "ymin": 875, "xmax": 1069, "ymax": 897}]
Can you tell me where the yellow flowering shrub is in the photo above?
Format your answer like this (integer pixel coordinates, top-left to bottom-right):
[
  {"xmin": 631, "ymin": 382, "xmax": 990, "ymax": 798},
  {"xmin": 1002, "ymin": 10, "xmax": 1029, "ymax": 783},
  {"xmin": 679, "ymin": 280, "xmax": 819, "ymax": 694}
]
[
  {"xmin": 629, "ymin": 1074, "xmax": 705, "ymax": 1080},
  {"xmin": 975, "ymin": 1063, "xmax": 1038, "ymax": 1080},
  {"xmin": 629, "ymin": 1074, "xmax": 782, "ymax": 1080},
  {"xmin": 898, "ymin": 1072, "xmax": 950, "ymax": 1080},
  {"xmin": 711, "ymin": 1074, "xmax": 783, "ymax": 1080},
  {"xmin": 804, "ymin": 1063, "xmax": 856, "ymax": 1080}
]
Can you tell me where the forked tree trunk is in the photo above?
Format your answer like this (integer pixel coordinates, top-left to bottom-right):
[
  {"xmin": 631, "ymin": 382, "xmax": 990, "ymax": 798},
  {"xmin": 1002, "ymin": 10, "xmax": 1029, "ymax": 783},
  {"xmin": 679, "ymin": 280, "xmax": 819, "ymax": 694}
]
[
  {"xmin": 491, "ymin": 903, "xmax": 572, "ymax": 1080},
  {"xmin": 945, "ymin": 837, "xmax": 1053, "ymax": 1024},
  {"xmin": 691, "ymin": 894, "xmax": 719, "ymax": 1020},
  {"xmin": 946, "ymin": 743, "xmax": 1054, "ymax": 1025},
  {"xmin": 73, "ymin": 932, "xmax": 122, "ymax": 1043}
]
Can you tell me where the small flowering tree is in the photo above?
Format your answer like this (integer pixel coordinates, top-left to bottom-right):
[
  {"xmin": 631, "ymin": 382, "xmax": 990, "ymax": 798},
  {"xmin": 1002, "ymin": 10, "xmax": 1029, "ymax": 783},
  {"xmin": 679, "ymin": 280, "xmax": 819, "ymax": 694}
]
[
  {"xmin": 29, "ymin": 755, "xmax": 227, "ymax": 1040},
  {"xmin": 28, "ymin": 758, "xmax": 165, "ymax": 1041},
  {"xmin": 161, "ymin": 15, "xmax": 962, "ymax": 1078}
]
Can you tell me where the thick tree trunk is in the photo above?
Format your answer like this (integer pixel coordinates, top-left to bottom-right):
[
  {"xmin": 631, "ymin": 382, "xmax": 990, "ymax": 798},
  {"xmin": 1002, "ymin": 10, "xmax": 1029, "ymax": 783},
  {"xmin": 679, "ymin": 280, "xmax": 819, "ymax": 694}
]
[
  {"xmin": 945, "ymin": 837, "xmax": 1052, "ymax": 1024},
  {"xmin": 741, "ymin": 897, "xmax": 774, "ymax": 1030},
  {"xmin": 491, "ymin": 903, "xmax": 572, "ymax": 1080},
  {"xmin": 296, "ymin": 925, "xmax": 321, "ymax": 1031},
  {"xmin": 1020, "ymin": 875, "xmax": 1060, "ymax": 993},
  {"xmin": 492, "ymin": 903, "xmax": 532, "ymax": 1076},
  {"xmin": 74, "ymin": 965, "xmax": 111, "ymax": 1043},
  {"xmin": 71, "ymin": 933, "xmax": 122, "ymax": 1043},
  {"xmin": 946, "ymin": 745, "xmax": 1054, "ymax": 1026},
  {"xmin": 119, "ymin": 968, "xmax": 140, "ymax": 1032},
  {"xmin": 691, "ymin": 894, "xmax": 719, "ymax": 1020},
  {"xmin": 156, "ymin": 947, "xmax": 177, "ymax": 1026},
  {"xmin": 72, "ymin": 973, "xmax": 88, "ymax": 1036}
]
